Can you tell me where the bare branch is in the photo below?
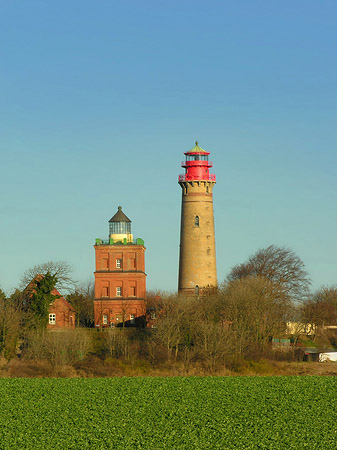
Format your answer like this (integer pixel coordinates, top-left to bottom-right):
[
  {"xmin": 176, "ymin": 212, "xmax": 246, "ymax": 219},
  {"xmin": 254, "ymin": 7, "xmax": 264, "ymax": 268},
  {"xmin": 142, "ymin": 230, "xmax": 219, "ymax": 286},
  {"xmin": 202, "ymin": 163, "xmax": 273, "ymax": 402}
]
[
  {"xmin": 227, "ymin": 245, "xmax": 311, "ymax": 301},
  {"xmin": 20, "ymin": 261, "xmax": 76, "ymax": 293}
]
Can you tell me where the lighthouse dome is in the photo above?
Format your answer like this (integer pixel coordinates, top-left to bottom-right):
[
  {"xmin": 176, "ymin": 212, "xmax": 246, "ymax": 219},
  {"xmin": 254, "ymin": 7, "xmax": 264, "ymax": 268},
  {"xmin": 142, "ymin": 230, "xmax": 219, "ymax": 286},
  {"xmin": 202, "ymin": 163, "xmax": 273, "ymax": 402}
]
[
  {"xmin": 185, "ymin": 141, "xmax": 209, "ymax": 155},
  {"xmin": 109, "ymin": 206, "xmax": 133, "ymax": 242}
]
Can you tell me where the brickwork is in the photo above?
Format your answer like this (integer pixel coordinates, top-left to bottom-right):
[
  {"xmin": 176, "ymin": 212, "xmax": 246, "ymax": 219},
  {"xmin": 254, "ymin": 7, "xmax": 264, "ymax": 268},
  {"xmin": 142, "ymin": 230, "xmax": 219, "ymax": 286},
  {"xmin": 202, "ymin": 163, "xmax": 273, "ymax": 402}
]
[
  {"xmin": 25, "ymin": 277, "xmax": 76, "ymax": 330},
  {"xmin": 178, "ymin": 180, "xmax": 217, "ymax": 294},
  {"xmin": 94, "ymin": 298, "xmax": 146, "ymax": 327},
  {"xmin": 47, "ymin": 290, "xmax": 76, "ymax": 329},
  {"xmin": 94, "ymin": 243, "xmax": 146, "ymax": 327}
]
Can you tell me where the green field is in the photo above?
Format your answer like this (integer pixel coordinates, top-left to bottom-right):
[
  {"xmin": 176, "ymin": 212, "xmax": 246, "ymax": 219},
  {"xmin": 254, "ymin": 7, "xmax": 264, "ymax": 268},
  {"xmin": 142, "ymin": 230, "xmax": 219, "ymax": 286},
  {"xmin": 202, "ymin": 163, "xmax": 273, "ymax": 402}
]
[{"xmin": 0, "ymin": 376, "xmax": 336, "ymax": 449}]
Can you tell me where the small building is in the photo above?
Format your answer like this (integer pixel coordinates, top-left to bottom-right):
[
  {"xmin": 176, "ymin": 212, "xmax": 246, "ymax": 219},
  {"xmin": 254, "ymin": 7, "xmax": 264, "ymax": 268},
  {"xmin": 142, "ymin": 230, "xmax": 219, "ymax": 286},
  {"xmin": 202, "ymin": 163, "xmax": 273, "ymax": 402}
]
[
  {"xmin": 94, "ymin": 206, "xmax": 146, "ymax": 327},
  {"xmin": 286, "ymin": 321, "xmax": 316, "ymax": 335},
  {"xmin": 24, "ymin": 275, "xmax": 76, "ymax": 329},
  {"xmin": 304, "ymin": 348, "xmax": 337, "ymax": 362},
  {"xmin": 47, "ymin": 289, "xmax": 76, "ymax": 329}
]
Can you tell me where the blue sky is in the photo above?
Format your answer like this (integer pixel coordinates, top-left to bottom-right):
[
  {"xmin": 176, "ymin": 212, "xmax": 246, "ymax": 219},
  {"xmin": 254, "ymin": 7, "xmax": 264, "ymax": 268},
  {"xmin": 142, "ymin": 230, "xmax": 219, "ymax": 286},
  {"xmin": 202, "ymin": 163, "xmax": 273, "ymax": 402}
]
[{"xmin": 1, "ymin": 0, "xmax": 337, "ymax": 294}]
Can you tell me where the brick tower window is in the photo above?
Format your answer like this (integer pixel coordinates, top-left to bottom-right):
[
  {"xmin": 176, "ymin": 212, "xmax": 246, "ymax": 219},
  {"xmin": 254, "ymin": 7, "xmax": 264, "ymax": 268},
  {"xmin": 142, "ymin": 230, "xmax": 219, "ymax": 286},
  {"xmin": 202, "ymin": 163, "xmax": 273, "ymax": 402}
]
[
  {"xmin": 116, "ymin": 259, "xmax": 122, "ymax": 269},
  {"xmin": 101, "ymin": 254, "xmax": 108, "ymax": 269},
  {"xmin": 102, "ymin": 286, "xmax": 109, "ymax": 297},
  {"xmin": 195, "ymin": 216, "xmax": 200, "ymax": 227},
  {"xmin": 129, "ymin": 257, "xmax": 136, "ymax": 269},
  {"xmin": 130, "ymin": 286, "xmax": 136, "ymax": 297},
  {"xmin": 116, "ymin": 287, "xmax": 122, "ymax": 296}
]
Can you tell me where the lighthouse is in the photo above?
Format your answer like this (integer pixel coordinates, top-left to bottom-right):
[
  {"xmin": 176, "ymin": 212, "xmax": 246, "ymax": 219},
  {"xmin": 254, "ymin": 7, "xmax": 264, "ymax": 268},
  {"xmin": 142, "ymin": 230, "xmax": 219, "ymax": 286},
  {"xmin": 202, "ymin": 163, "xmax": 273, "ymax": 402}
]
[
  {"xmin": 94, "ymin": 206, "xmax": 146, "ymax": 327},
  {"xmin": 178, "ymin": 142, "xmax": 217, "ymax": 295}
]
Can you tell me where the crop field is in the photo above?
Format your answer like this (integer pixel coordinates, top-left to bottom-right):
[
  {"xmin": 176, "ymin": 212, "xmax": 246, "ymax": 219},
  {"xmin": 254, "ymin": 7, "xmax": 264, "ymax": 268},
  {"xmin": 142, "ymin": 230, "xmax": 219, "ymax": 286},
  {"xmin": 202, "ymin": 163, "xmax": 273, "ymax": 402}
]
[{"xmin": 0, "ymin": 376, "xmax": 337, "ymax": 449}]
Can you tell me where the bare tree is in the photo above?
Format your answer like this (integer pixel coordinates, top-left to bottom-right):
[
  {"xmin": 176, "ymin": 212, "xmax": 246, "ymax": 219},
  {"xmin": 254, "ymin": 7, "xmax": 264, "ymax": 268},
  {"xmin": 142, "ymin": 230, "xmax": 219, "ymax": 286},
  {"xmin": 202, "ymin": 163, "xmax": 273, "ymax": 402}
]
[
  {"xmin": 154, "ymin": 295, "xmax": 193, "ymax": 361},
  {"xmin": 67, "ymin": 279, "xmax": 95, "ymax": 327},
  {"xmin": 301, "ymin": 286, "xmax": 337, "ymax": 341},
  {"xmin": 0, "ymin": 290, "xmax": 21, "ymax": 360},
  {"xmin": 20, "ymin": 261, "xmax": 76, "ymax": 292},
  {"xmin": 119, "ymin": 300, "xmax": 134, "ymax": 328},
  {"xmin": 227, "ymin": 245, "xmax": 311, "ymax": 301},
  {"xmin": 221, "ymin": 277, "xmax": 291, "ymax": 358},
  {"xmin": 101, "ymin": 328, "xmax": 134, "ymax": 359},
  {"xmin": 24, "ymin": 329, "xmax": 92, "ymax": 367},
  {"xmin": 194, "ymin": 319, "xmax": 228, "ymax": 371},
  {"xmin": 311, "ymin": 286, "xmax": 337, "ymax": 308}
]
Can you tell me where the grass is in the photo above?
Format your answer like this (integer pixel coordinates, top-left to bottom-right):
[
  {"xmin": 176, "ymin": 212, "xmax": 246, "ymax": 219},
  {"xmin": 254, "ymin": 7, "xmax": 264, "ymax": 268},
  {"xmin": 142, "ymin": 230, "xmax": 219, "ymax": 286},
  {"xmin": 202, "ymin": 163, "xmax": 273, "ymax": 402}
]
[{"xmin": 1, "ymin": 376, "xmax": 337, "ymax": 449}]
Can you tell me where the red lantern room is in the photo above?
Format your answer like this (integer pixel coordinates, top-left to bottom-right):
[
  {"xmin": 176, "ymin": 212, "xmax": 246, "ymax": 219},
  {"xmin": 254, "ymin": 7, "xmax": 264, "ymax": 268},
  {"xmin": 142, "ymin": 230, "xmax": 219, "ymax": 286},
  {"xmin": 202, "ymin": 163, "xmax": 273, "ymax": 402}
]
[{"xmin": 179, "ymin": 141, "xmax": 216, "ymax": 182}]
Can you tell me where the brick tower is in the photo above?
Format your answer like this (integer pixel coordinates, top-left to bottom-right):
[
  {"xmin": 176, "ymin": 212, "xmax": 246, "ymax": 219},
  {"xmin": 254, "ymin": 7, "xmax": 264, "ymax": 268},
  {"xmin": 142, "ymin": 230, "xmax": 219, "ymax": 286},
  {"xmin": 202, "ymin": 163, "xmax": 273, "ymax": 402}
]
[
  {"xmin": 94, "ymin": 206, "xmax": 146, "ymax": 327},
  {"xmin": 178, "ymin": 142, "xmax": 217, "ymax": 295}
]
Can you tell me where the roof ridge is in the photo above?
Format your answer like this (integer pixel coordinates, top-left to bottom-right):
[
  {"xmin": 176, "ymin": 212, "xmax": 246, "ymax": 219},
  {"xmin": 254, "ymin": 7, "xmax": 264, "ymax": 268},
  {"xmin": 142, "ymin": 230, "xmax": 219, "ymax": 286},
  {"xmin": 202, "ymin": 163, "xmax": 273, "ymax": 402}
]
[
  {"xmin": 186, "ymin": 140, "xmax": 208, "ymax": 154},
  {"xmin": 109, "ymin": 206, "xmax": 132, "ymax": 223}
]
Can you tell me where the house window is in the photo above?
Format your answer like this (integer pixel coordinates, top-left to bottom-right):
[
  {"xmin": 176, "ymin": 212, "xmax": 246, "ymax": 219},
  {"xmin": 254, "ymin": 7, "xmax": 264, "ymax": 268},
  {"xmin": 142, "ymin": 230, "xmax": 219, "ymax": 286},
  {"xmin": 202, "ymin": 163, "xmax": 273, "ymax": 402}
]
[
  {"xmin": 103, "ymin": 314, "xmax": 108, "ymax": 325},
  {"xmin": 150, "ymin": 311, "xmax": 157, "ymax": 320},
  {"xmin": 49, "ymin": 313, "xmax": 56, "ymax": 325},
  {"xmin": 195, "ymin": 216, "xmax": 200, "ymax": 227},
  {"xmin": 130, "ymin": 314, "xmax": 135, "ymax": 324},
  {"xmin": 116, "ymin": 259, "xmax": 122, "ymax": 269},
  {"xmin": 116, "ymin": 287, "xmax": 122, "ymax": 297}
]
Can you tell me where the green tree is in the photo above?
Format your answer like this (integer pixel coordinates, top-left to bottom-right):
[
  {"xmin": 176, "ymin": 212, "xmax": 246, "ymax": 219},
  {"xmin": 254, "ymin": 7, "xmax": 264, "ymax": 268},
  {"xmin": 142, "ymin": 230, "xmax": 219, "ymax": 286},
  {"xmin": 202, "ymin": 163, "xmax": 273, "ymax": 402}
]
[{"xmin": 30, "ymin": 272, "xmax": 59, "ymax": 328}]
